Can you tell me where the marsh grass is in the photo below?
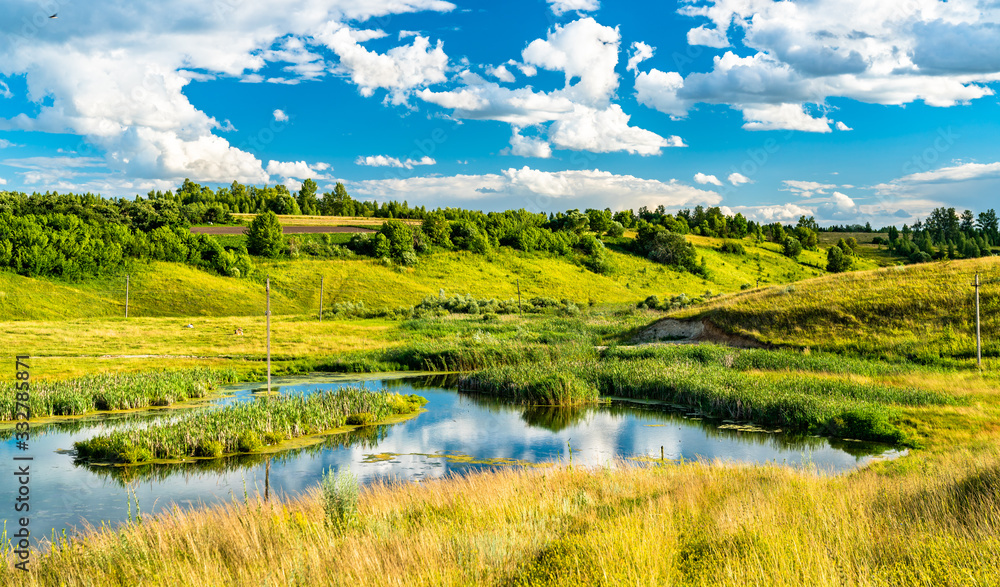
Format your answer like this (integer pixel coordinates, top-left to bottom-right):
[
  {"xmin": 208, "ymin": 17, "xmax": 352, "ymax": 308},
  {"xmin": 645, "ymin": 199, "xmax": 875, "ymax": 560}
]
[
  {"xmin": 0, "ymin": 368, "xmax": 238, "ymax": 421},
  {"xmin": 73, "ymin": 388, "xmax": 427, "ymax": 463},
  {"xmin": 461, "ymin": 347, "xmax": 958, "ymax": 444}
]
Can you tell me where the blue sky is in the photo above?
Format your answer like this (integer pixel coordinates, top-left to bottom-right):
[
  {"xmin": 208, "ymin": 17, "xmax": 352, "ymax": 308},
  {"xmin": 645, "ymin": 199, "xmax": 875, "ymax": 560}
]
[{"xmin": 2, "ymin": 0, "xmax": 1000, "ymax": 226}]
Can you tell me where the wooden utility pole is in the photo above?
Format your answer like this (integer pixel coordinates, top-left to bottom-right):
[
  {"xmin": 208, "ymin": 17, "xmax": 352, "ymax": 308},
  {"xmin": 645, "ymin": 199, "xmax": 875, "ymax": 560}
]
[
  {"xmin": 125, "ymin": 274, "xmax": 130, "ymax": 318},
  {"xmin": 266, "ymin": 277, "xmax": 272, "ymax": 392},
  {"xmin": 517, "ymin": 279, "xmax": 522, "ymax": 315},
  {"xmin": 975, "ymin": 273, "xmax": 982, "ymax": 368},
  {"xmin": 319, "ymin": 277, "xmax": 324, "ymax": 321}
]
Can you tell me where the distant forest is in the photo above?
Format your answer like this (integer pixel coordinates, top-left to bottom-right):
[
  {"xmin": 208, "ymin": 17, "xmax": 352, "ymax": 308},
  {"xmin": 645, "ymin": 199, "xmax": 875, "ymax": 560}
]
[{"xmin": 0, "ymin": 178, "xmax": 994, "ymax": 281}]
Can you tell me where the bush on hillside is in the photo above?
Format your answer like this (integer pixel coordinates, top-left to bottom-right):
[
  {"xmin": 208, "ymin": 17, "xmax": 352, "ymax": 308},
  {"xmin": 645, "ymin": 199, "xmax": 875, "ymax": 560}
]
[{"xmin": 245, "ymin": 211, "xmax": 285, "ymax": 257}]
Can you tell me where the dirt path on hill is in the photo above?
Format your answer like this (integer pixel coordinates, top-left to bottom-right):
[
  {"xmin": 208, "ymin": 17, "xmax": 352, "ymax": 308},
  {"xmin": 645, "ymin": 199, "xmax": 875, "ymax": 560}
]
[{"xmin": 191, "ymin": 226, "xmax": 376, "ymax": 235}]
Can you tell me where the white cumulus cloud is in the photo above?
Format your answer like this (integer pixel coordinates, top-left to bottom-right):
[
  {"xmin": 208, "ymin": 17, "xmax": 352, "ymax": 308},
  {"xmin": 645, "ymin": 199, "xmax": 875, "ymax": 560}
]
[
  {"xmin": 273, "ymin": 109, "xmax": 289, "ymax": 122},
  {"xmin": 547, "ymin": 0, "xmax": 600, "ymax": 16},
  {"xmin": 632, "ymin": 0, "xmax": 1000, "ymax": 133},
  {"xmin": 355, "ymin": 155, "xmax": 437, "ymax": 169},
  {"xmin": 694, "ymin": 173, "xmax": 723, "ymax": 186},
  {"xmin": 0, "ymin": 0, "xmax": 457, "ymax": 189},
  {"xmin": 727, "ymin": 172, "xmax": 752, "ymax": 185},
  {"xmin": 350, "ymin": 166, "xmax": 721, "ymax": 211}
]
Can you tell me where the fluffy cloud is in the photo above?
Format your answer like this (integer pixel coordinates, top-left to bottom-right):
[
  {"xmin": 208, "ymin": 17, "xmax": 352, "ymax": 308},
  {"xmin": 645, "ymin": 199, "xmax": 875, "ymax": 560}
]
[
  {"xmin": 686, "ymin": 25, "xmax": 728, "ymax": 48},
  {"xmin": 727, "ymin": 172, "xmax": 752, "ymax": 185},
  {"xmin": 694, "ymin": 173, "xmax": 723, "ymax": 186},
  {"xmin": 485, "ymin": 64, "xmax": 515, "ymax": 83},
  {"xmin": 626, "ymin": 41, "xmax": 654, "ymax": 74},
  {"xmin": 782, "ymin": 180, "xmax": 838, "ymax": 198},
  {"xmin": 349, "ymin": 166, "xmax": 721, "ymax": 211},
  {"xmin": 419, "ymin": 18, "xmax": 679, "ymax": 156},
  {"xmin": 318, "ymin": 27, "xmax": 449, "ymax": 105},
  {"xmin": 895, "ymin": 161, "xmax": 1000, "ymax": 184},
  {"xmin": 355, "ymin": 155, "xmax": 436, "ymax": 169},
  {"xmin": 740, "ymin": 103, "xmax": 832, "ymax": 133},
  {"xmin": 0, "ymin": 0, "xmax": 455, "ymax": 188},
  {"xmin": 547, "ymin": 0, "xmax": 600, "ymax": 16},
  {"xmin": 266, "ymin": 160, "xmax": 333, "ymax": 179},
  {"xmin": 522, "ymin": 18, "xmax": 620, "ymax": 105},
  {"xmin": 273, "ymin": 109, "xmax": 289, "ymax": 122},
  {"xmin": 633, "ymin": 0, "xmax": 1000, "ymax": 132},
  {"xmin": 505, "ymin": 129, "xmax": 553, "ymax": 158}
]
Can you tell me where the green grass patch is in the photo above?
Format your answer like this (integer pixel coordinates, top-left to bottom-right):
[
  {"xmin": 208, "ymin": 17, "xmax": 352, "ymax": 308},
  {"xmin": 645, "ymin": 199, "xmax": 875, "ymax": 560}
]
[{"xmin": 73, "ymin": 388, "xmax": 428, "ymax": 464}]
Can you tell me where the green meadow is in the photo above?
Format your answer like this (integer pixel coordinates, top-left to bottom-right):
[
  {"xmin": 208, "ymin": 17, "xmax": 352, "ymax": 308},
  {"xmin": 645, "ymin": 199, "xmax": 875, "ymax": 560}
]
[{"xmin": 2, "ymin": 229, "xmax": 999, "ymax": 586}]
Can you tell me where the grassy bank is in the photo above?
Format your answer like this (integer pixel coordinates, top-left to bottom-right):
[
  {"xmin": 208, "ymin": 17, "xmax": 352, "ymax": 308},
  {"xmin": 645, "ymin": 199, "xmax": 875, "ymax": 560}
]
[
  {"xmin": 73, "ymin": 388, "xmax": 427, "ymax": 463},
  {"xmin": 672, "ymin": 256, "xmax": 1000, "ymax": 363},
  {"xmin": 0, "ymin": 369, "xmax": 238, "ymax": 421},
  {"xmin": 6, "ymin": 446, "xmax": 999, "ymax": 586}
]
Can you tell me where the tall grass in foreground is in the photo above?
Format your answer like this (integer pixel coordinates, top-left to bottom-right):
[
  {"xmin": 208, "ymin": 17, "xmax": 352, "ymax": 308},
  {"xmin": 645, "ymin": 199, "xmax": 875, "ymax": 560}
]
[
  {"xmin": 74, "ymin": 389, "xmax": 427, "ymax": 463},
  {"xmin": 5, "ymin": 447, "xmax": 999, "ymax": 586},
  {"xmin": 0, "ymin": 369, "xmax": 239, "ymax": 421}
]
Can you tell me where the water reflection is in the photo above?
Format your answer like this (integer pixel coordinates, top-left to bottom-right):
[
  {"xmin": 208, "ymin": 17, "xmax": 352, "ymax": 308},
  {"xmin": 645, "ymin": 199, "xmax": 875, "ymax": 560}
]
[{"xmin": 0, "ymin": 373, "xmax": 903, "ymax": 543}]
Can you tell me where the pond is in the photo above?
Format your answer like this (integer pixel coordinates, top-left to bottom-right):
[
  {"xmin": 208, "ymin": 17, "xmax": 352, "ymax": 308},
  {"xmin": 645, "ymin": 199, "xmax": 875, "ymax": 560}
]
[{"xmin": 1, "ymin": 373, "xmax": 904, "ymax": 544}]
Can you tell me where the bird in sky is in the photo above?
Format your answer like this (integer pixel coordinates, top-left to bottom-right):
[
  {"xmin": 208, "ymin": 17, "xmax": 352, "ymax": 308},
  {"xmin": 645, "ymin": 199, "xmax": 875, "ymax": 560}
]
[{"xmin": 48, "ymin": 14, "xmax": 57, "ymax": 19}]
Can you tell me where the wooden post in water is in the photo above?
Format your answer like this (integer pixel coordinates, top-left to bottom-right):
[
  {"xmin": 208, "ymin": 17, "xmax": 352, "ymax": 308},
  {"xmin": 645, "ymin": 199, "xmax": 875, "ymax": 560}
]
[
  {"xmin": 319, "ymin": 277, "xmax": 324, "ymax": 322},
  {"xmin": 975, "ymin": 273, "xmax": 982, "ymax": 368},
  {"xmin": 125, "ymin": 274, "xmax": 130, "ymax": 318},
  {"xmin": 265, "ymin": 458, "xmax": 271, "ymax": 502},
  {"xmin": 266, "ymin": 277, "xmax": 272, "ymax": 392}
]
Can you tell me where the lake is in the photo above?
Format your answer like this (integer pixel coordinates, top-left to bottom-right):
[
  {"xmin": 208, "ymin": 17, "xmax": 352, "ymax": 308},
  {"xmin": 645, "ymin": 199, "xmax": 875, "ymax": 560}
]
[{"xmin": 0, "ymin": 373, "xmax": 903, "ymax": 543}]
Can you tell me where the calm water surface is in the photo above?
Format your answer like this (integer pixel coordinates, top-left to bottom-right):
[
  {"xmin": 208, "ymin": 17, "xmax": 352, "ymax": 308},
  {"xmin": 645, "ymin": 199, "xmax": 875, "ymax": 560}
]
[{"xmin": 1, "ymin": 373, "xmax": 903, "ymax": 544}]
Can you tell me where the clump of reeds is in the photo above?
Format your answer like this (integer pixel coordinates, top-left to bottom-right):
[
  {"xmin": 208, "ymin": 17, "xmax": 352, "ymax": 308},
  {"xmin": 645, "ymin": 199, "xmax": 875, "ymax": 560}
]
[
  {"xmin": 73, "ymin": 388, "xmax": 426, "ymax": 463},
  {"xmin": 0, "ymin": 368, "xmax": 240, "ymax": 420}
]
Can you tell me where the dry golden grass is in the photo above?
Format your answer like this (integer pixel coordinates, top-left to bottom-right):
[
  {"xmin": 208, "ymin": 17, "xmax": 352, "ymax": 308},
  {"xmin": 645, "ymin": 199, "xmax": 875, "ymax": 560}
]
[{"xmin": 7, "ymin": 444, "xmax": 999, "ymax": 586}]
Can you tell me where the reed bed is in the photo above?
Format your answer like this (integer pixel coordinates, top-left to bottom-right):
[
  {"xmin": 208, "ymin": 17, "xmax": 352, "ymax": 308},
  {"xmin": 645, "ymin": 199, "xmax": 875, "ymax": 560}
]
[
  {"xmin": 73, "ymin": 388, "xmax": 426, "ymax": 463},
  {"xmin": 462, "ymin": 354, "xmax": 957, "ymax": 444},
  {"xmin": 602, "ymin": 343, "xmax": 919, "ymax": 377},
  {"xmin": 459, "ymin": 363, "xmax": 599, "ymax": 405},
  {"xmin": 0, "ymin": 368, "xmax": 239, "ymax": 421}
]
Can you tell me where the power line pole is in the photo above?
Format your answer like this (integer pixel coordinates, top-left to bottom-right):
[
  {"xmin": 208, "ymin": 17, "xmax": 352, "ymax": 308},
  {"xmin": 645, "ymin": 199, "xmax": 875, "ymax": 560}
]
[
  {"xmin": 125, "ymin": 274, "xmax": 130, "ymax": 318},
  {"xmin": 517, "ymin": 279, "xmax": 522, "ymax": 315},
  {"xmin": 975, "ymin": 272, "xmax": 982, "ymax": 368},
  {"xmin": 319, "ymin": 276, "xmax": 324, "ymax": 321},
  {"xmin": 266, "ymin": 276, "xmax": 272, "ymax": 392}
]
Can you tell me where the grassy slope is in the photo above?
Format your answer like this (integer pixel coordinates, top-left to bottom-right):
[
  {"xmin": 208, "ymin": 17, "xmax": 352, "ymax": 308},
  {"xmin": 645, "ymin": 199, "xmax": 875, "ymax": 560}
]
[
  {"xmin": 0, "ymin": 236, "xmax": 874, "ymax": 321},
  {"xmin": 671, "ymin": 256, "xmax": 1000, "ymax": 363}
]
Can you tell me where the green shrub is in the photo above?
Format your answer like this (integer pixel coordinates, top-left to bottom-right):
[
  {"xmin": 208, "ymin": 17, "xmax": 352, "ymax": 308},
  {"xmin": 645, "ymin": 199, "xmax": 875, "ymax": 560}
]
[
  {"xmin": 719, "ymin": 241, "xmax": 746, "ymax": 255},
  {"xmin": 345, "ymin": 412, "xmax": 375, "ymax": 426},
  {"xmin": 196, "ymin": 440, "xmax": 224, "ymax": 458},
  {"xmin": 322, "ymin": 466, "xmax": 359, "ymax": 533},
  {"xmin": 236, "ymin": 432, "xmax": 262, "ymax": 453}
]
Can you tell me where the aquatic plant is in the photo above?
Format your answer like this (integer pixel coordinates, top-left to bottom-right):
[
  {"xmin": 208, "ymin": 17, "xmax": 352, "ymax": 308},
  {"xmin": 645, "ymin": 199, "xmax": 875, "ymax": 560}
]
[
  {"xmin": 0, "ymin": 368, "xmax": 240, "ymax": 421},
  {"xmin": 73, "ymin": 388, "xmax": 427, "ymax": 464}
]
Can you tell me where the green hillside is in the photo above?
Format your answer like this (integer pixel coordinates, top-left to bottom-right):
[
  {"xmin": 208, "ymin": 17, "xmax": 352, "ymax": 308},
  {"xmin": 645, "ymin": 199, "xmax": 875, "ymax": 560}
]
[
  {"xmin": 0, "ymin": 236, "xmax": 874, "ymax": 321},
  {"xmin": 671, "ymin": 256, "xmax": 1000, "ymax": 363}
]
